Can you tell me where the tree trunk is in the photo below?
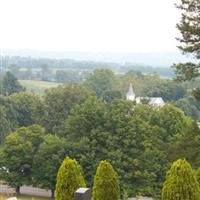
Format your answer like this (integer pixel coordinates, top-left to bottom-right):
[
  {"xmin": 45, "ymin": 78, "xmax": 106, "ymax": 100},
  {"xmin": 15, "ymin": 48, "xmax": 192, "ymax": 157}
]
[
  {"xmin": 16, "ymin": 186, "xmax": 20, "ymax": 195},
  {"xmin": 51, "ymin": 189, "xmax": 54, "ymax": 198}
]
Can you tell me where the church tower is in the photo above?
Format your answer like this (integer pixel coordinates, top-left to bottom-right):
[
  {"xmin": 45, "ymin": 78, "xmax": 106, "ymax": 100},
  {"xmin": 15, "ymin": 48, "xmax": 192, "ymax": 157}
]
[{"xmin": 126, "ymin": 83, "xmax": 135, "ymax": 101}]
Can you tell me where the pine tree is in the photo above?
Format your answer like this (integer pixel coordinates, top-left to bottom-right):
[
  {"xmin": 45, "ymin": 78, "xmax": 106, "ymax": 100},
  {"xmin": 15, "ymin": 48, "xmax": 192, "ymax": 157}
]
[
  {"xmin": 55, "ymin": 157, "xmax": 86, "ymax": 200},
  {"xmin": 93, "ymin": 160, "xmax": 120, "ymax": 200},
  {"xmin": 173, "ymin": 0, "xmax": 200, "ymax": 90},
  {"xmin": 176, "ymin": 0, "xmax": 200, "ymax": 59},
  {"xmin": 162, "ymin": 159, "xmax": 200, "ymax": 200}
]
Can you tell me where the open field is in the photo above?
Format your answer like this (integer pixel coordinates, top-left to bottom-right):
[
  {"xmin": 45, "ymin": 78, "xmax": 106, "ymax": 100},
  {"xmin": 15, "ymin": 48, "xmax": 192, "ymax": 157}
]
[{"xmin": 19, "ymin": 80, "xmax": 62, "ymax": 95}]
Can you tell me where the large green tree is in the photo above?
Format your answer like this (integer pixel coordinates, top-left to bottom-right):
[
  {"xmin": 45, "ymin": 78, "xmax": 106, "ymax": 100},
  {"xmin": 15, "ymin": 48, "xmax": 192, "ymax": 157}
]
[
  {"xmin": 42, "ymin": 84, "xmax": 91, "ymax": 135},
  {"xmin": 33, "ymin": 135, "xmax": 67, "ymax": 197},
  {"xmin": 162, "ymin": 159, "xmax": 200, "ymax": 200},
  {"xmin": 55, "ymin": 157, "xmax": 86, "ymax": 200},
  {"xmin": 65, "ymin": 97, "xmax": 106, "ymax": 184},
  {"xmin": 83, "ymin": 68, "xmax": 116, "ymax": 98},
  {"xmin": 0, "ymin": 95, "xmax": 18, "ymax": 143},
  {"xmin": 1, "ymin": 71, "xmax": 25, "ymax": 95},
  {"xmin": 65, "ymin": 99, "xmax": 172, "ymax": 197},
  {"xmin": 10, "ymin": 92, "xmax": 44, "ymax": 127},
  {"xmin": 0, "ymin": 125, "xmax": 45, "ymax": 194},
  {"xmin": 93, "ymin": 160, "xmax": 120, "ymax": 200}
]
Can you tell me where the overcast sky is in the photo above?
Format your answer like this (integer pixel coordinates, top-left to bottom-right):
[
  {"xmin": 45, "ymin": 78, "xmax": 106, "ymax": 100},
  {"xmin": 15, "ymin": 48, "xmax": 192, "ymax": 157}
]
[{"xmin": 1, "ymin": 0, "xmax": 181, "ymax": 53}]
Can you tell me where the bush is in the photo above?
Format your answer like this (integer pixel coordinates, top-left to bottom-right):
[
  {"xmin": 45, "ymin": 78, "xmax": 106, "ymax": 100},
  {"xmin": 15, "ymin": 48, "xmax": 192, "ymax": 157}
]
[
  {"xmin": 162, "ymin": 159, "xmax": 200, "ymax": 200},
  {"xmin": 93, "ymin": 160, "xmax": 120, "ymax": 200},
  {"xmin": 55, "ymin": 157, "xmax": 86, "ymax": 200}
]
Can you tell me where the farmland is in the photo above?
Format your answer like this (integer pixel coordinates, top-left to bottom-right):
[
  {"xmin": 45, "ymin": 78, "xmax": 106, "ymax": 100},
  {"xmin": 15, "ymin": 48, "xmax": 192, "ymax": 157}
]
[{"xmin": 19, "ymin": 80, "xmax": 61, "ymax": 94}]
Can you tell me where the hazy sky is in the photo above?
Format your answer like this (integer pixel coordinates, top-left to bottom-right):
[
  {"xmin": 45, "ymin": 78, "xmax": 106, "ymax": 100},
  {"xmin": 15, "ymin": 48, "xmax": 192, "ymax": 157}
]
[{"xmin": 1, "ymin": 0, "xmax": 181, "ymax": 53}]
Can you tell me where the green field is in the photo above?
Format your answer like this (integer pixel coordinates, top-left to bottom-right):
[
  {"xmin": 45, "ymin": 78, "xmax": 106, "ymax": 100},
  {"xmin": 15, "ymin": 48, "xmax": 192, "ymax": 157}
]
[{"xmin": 19, "ymin": 80, "xmax": 62, "ymax": 95}]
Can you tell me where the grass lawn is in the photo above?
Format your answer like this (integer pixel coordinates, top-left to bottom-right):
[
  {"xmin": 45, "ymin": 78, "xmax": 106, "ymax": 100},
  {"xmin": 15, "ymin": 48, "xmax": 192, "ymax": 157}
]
[{"xmin": 19, "ymin": 80, "xmax": 62, "ymax": 95}]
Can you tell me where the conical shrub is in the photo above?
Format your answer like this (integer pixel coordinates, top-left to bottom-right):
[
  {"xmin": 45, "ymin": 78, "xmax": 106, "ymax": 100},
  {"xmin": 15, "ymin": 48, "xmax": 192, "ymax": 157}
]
[
  {"xmin": 162, "ymin": 159, "xmax": 200, "ymax": 200},
  {"xmin": 195, "ymin": 168, "xmax": 200, "ymax": 186},
  {"xmin": 55, "ymin": 157, "xmax": 86, "ymax": 200},
  {"xmin": 93, "ymin": 160, "xmax": 120, "ymax": 200}
]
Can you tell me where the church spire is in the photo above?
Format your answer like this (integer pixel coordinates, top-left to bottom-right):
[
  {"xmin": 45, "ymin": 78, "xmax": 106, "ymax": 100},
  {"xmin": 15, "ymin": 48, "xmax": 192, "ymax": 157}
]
[{"xmin": 126, "ymin": 83, "xmax": 135, "ymax": 101}]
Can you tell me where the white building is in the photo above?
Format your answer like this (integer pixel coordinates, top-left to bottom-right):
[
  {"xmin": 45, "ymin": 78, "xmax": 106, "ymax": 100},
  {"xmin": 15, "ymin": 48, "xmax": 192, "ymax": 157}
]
[{"xmin": 126, "ymin": 83, "xmax": 165, "ymax": 107}]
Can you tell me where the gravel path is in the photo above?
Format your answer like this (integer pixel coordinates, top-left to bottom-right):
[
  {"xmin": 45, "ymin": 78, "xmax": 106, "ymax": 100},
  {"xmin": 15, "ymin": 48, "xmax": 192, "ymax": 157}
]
[{"xmin": 0, "ymin": 184, "xmax": 51, "ymax": 197}]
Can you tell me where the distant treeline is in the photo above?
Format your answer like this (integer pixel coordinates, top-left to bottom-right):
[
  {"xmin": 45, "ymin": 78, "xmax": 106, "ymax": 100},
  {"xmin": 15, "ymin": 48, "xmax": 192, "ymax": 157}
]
[{"xmin": 0, "ymin": 56, "xmax": 175, "ymax": 82}]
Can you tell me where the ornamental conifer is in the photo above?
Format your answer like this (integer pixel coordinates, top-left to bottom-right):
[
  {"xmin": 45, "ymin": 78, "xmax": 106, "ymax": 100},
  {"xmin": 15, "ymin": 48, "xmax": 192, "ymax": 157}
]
[
  {"xmin": 55, "ymin": 157, "xmax": 86, "ymax": 200},
  {"xmin": 162, "ymin": 159, "xmax": 200, "ymax": 200},
  {"xmin": 93, "ymin": 160, "xmax": 120, "ymax": 200}
]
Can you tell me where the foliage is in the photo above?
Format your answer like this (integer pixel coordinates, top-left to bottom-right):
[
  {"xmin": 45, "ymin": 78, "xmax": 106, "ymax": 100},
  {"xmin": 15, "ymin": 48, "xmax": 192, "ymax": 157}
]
[
  {"xmin": 157, "ymin": 104, "xmax": 193, "ymax": 141},
  {"xmin": 65, "ymin": 99, "xmax": 194, "ymax": 197},
  {"xmin": 55, "ymin": 157, "xmax": 86, "ymax": 200},
  {"xmin": 175, "ymin": 95, "xmax": 200, "ymax": 120},
  {"xmin": 42, "ymin": 84, "xmax": 91, "ymax": 135},
  {"xmin": 174, "ymin": 0, "xmax": 200, "ymax": 97},
  {"xmin": 161, "ymin": 159, "xmax": 200, "ymax": 200},
  {"xmin": 0, "ymin": 132, "xmax": 33, "ymax": 194},
  {"xmin": 102, "ymin": 90, "xmax": 122, "ymax": 102},
  {"xmin": 195, "ymin": 168, "xmax": 200, "ymax": 186},
  {"xmin": 146, "ymin": 81, "xmax": 186, "ymax": 101},
  {"xmin": 65, "ymin": 97, "xmax": 106, "ymax": 184},
  {"xmin": 168, "ymin": 122, "xmax": 200, "ymax": 168},
  {"xmin": 176, "ymin": 0, "xmax": 200, "ymax": 59},
  {"xmin": 1, "ymin": 72, "xmax": 25, "ymax": 95},
  {"xmin": 0, "ymin": 95, "xmax": 18, "ymax": 143},
  {"xmin": 83, "ymin": 68, "xmax": 116, "ymax": 98},
  {"xmin": 93, "ymin": 160, "xmax": 120, "ymax": 200},
  {"xmin": 9, "ymin": 92, "xmax": 45, "ymax": 127},
  {"xmin": 33, "ymin": 135, "xmax": 67, "ymax": 196},
  {"xmin": 0, "ymin": 125, "xmax": 45, "ymax": 193}
]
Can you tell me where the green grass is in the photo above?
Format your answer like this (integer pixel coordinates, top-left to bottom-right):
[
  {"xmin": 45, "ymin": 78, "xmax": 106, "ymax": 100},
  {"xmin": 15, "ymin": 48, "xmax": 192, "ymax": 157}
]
[
  {"xmin": 19, "ymin": 80, "xmax": 62, "ymax": 95},
  {"xmin": 17, "ymin": 194, "xmax": 52, "ymax": 200}
]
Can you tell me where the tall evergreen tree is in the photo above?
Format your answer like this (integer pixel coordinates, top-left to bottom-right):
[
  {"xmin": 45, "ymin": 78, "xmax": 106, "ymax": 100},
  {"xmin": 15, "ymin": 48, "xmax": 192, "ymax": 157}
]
[
  {"xmin": 55, "ymin": 157, "xmax": 86, "ymax": 200},
  {"xmin": 162, "ymin": 159, "xmax": 200, "ymax": 200},
  {"xmin": 93, "ymin": 160, "xmax": 120, "ymax": 200},
  {"xmin": 174, "ymin": 0, "xmax": 200, "ymax": 98}
]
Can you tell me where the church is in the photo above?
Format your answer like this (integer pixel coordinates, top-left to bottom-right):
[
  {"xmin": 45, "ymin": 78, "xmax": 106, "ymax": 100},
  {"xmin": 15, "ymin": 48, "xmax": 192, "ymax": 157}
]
[{"xmin": 126, "ymin": 83, "xmax": 165, "ymax": 107}]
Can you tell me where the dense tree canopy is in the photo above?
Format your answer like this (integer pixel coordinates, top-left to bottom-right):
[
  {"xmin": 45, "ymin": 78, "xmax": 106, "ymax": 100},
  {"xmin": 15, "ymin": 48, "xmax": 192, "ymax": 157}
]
[
  {"xmin": 0, "ymin": 67, "xmax": 200, "ymax": 198},
  {"xmin": 1, "ymin": 72, "xmax": 25, "ymax": 95},
  {"xmin": 0, "ymin": 95, "xmax": 18, "ymax": 143},
  {"xmin": 9, "ymin": 92, "xmax": 44, "ymax": 127},
  {"xmin": 33, "ymin": 135, "xmax": 67, "ymax": 197},
  {"xmin": 64, "ymin": 97, "xmax": 196, "ymax": 197},
  {"xmin": 83, "ymin": 68, "xmax": 116, "ymax": 98},
  {"xmin": 42, "ymin": 84, "xmax": 91, "ymax": 135}
]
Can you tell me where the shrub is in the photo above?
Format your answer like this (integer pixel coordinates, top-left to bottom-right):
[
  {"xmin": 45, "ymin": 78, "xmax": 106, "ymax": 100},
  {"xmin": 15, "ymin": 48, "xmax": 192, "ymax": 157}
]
[
  {"xmin": 162, "ymin": 159, "xmax": 200, "ymax": 200},
  {"xmin": 55, "ymin": 157, "xmax": 86, "ymax": 200},
  {"xmin": 93, "ymin": 160, "xmax": 120, "ymax": 200}
]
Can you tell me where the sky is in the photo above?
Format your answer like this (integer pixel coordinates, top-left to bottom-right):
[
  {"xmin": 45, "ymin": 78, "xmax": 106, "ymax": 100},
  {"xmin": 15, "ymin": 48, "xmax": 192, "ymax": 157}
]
[{"xmin": 0, "ymin": 0, "xmax": 181, "ymax": 53}]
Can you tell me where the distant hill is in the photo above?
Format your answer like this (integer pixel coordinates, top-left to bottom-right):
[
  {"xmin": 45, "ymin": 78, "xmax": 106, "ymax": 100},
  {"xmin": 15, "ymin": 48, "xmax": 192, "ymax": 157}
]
[{"xmin": 1, "ymin": 49, "xmax": 196, "ymax": 68}]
